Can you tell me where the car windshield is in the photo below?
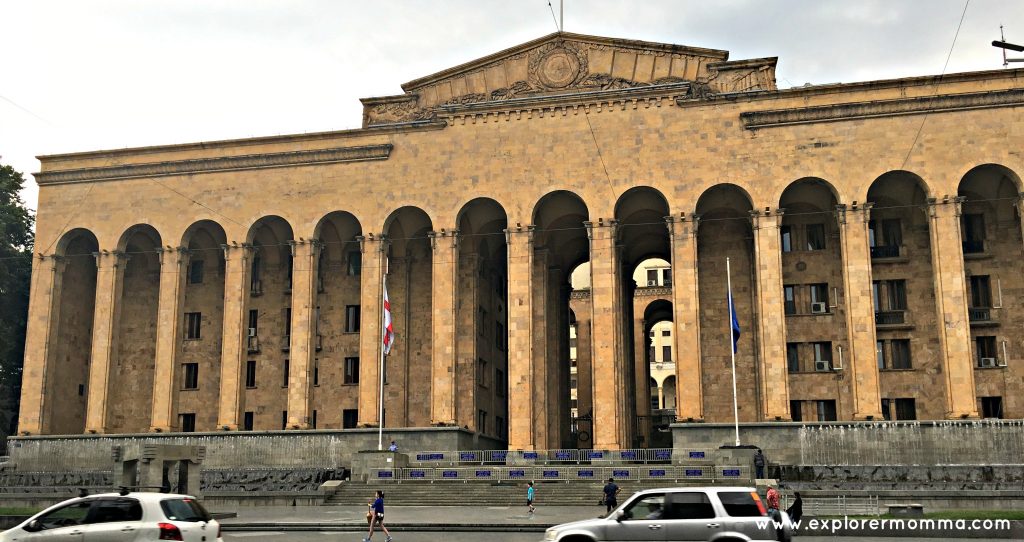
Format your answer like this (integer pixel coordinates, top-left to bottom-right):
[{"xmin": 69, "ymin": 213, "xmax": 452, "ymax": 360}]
[{"xmin": 160, "ymin": 498, "xmax": 211, "ymax": 522}]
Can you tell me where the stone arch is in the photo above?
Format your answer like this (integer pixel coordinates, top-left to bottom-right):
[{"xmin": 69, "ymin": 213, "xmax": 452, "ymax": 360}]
[
  {"xmin": 615, "ymin": 186, "xmax": 671, "ymax": 271},
  {"xmin": 44, "ymin": 229, "xmax": 99, "ymax": 434},
  {"xmin": 958, "ymin": 164, "xmax": 1022, "ymax": 231}
]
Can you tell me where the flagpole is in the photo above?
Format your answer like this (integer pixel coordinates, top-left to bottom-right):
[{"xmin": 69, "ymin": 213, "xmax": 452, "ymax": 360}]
[
  {"xmin": 727, "ymin": 257, "xmax": 740, "ymax": 447},
  {"xmin": 378, "ymin": 256, "xmax": 387, "ymax": 451}
]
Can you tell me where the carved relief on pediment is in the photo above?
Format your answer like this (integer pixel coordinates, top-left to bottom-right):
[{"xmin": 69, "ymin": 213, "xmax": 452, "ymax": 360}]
[{"xmin": 364, "ymin": 97, "xmax": 436, "ymax": 126}]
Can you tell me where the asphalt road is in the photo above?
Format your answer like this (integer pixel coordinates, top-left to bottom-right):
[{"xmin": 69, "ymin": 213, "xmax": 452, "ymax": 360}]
[{"xmin": 224, "ymin": 534, "xmax": 1022, "ymax": 542}]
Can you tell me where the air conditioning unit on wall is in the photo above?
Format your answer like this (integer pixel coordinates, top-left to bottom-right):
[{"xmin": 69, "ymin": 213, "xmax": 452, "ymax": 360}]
[
  {"xmin": 647, "ymin": 280, "xmax": 657, "ymax": 286},
  {"xmin": 980, "ymin": 357, "xmax": 997, "ymax": 368},
  {"xmin": 815, "ymin": 360, "xmax": 831, "ymax": 372},
  {"xmin": 811, "ymin": 302, "xmax": 828, "ymax": 314}
]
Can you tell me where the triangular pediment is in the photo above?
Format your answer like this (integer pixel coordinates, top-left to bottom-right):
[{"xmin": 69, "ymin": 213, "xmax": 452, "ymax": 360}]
[{"xmin": 361, "ymin": 32, "xmax": 777, "ymax": 126}]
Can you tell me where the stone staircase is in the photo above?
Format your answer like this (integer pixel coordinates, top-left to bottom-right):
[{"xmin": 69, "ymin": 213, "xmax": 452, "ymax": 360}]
[{"xmin": 325, "ymin": 480, "xmax": 676, "ymax": 506}]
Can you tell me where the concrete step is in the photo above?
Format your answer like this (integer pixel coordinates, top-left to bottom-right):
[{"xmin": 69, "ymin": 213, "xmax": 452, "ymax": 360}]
[{"xmin": 324, "ymin": 481, "xmax": 670, "ymax": 506}]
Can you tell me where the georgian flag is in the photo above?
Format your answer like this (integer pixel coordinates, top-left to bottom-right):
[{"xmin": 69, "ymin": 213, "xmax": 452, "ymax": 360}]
[{"xmin": 383, "ymin": 278, "xmax": 395, "ymax": 355}]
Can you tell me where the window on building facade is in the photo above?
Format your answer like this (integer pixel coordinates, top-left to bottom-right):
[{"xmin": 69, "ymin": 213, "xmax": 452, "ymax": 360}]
[
  {"xmin": 496, "ymin": 322, "xmax": 505, "ymax": 350},
  {"xmin": 961, "ymin": 213, "xmax": 985, "ymax": 253},
  {"xmin": 650, "ymin": 391, "xmax": 660, "ymax": 411},
  {"xmin": 496, "ymin": 416, "xmax": 506, "ymax": 438},
  {"xmin": 248, "ymin": 310, "xmax": 258, "ymax": 333},
  {"xmin": 662, "ymin": 268, "xmax": 672, "ymax": 287},
  {"xmin": 188, "ymin": 260, "xmax": 204, "ymax": 284},
  {"xmin": 570, "ymin": 376, "xmax": 577, "ymax": 389},
  {"xmin": 496, "ymin": 368, "xmax": 505, "ymax": 397},
  {"xmin": 283, "ymin": 307, "xmax": 291, "ymax": 343},
  {"xmin": 312, "ymin": 410, "xmax": 317, "ymax": 429},
  {"xmin": 970, "ymin": 275, "xmax": 992, "ymax": 308},
  {"xmin": 806, "ymin": 223, "xmax": 826, "ymax": 250},
  {"xmin": 662, "ymin": 345, "xmax": 672, "ymax": 362},
  {"xmin": 281, "ymin": 410, "xmax": 288, "ymax": 430},
  {"xmin": 789, "ymin": 400, "xmax": 802, "ymax": 422},
  {"xmin": 887, "ymin": 280, "xmax": 907, "ymax": 311},
  {"xmin": 243, "ymin": 411, "xmax": 254, "ymax": 431},
  {"xmin": 809, "ymin": 283, "xmax": 829, "ymax": 312},
  {"xmin": 780, "ymin": 225, "xmax": 792, "ymax": 252},
  {"xmin": 816, "ymin": 400, "xmax": 837, "ymax": 421},
  {"xmin": 981, "ymin": 396, "xmax": 1003, "ymax": 418},
  {"xmin": 813, "ymin": 342, "xmax": 832, "ymax": 371},
  {"xmin": 881, "ymin": 399, "xmax": 892, "ymax": 421},
  {"xmin": 477, "ymin": 410, "xmax": 487, "ymax": 434},
  {"xmin": 661, "ymin": 330, "xmax": 670, "ymax": 337},
  {"xmin": 344, "ymin": 357, "xmax": 359, "ymax": 384},
  {"xmin": 647, "ymin": 269, "xmax": 658, "ymax": 286},
  {"xmin": 869, "ymin": 218, "xmax": 903, "ymax": 252},
  {"xmin": 342, "ymin": 409, "xmax": 358, "ymax": 429},
  {"xmin": 180, "ymin": 413, "xmax": 196, "ymax": 433},
  {"xmin": 478, "ymin": 307, "xmax": 487, "ymax": 336},
  {"xmin": 185, "ymin": 312, "xmax": 202, "ymax": 340},
  {"xmin": 876, "ymin": 340, "xmax": 887, "ymax": 369},
  {"xmin": 976, "ymin": 336, "xmax": 998, "ymax": 365},
  {"xmin": 477, "ymin": 359, "xmax": 488, "ymax": 388},
  {"xmin": 345, "ymin": 305, "xmax": 360, "ymax": 333},
  {"xmin": 251, "ymin": 254, "xmax": 262, "ymax": 293},
  {"xmin": 894, "ymin": 398, "xmax": 916, "ymax": 420},
  {"xmin": 313, "ymin": 358, "xmax": 319, "ymax": 386},
  {"xmin": 282, "ymin": 359, "xmax": 289, "ymax": 387},
  {"xmin": 347, "ymin": 251, "xmax": 361, "ymax": 275},
  {"xmin": 245, "ymin": 360, "xmax": 257, "ymax": 388},
  {"xmin": 183, "ymin": 363, "xmax": 198, "ymax": 390},
  {"xmin": 891, "ymin": 340, "xmax": 912, "ymax": 369},
  {"xmin": 786, "ymin": 343, "xmax": 800, "ymax": 373},
  {"xmin": 783, "ymin": 285, "xmax": 796, "ymax": 315}
]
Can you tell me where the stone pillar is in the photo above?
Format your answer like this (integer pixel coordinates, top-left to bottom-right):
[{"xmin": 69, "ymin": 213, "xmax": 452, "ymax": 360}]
[
  {"xmin": 750, "ymin": 210, "xmax": 791, "ymax": 421},
  {"xmin": 455, "ymin": 252, "xmax": 479, "ymax": 429},
  {"xmin": 666, "ymin": 214, "xmax": 703, "ymax": 421},
  {"xmin": 587, "ymin": 219, "xmax": 625, "ymax": 449},
  {"xmin": 505, "ymin": 225, "xmax": 535, "ymax": 450},
  {"xmin": 927, "ymin": 196, "xmax": 979, "ymax": 419},
  {"xmin": 531, "ymin": 249, "xmax": 551, "ymax": 449},
  {"xmin": 429, "ymin": 229, "xmax": 459, "ymax": 426},
  {"xmin": 150, "ymin": 247, "xmax": 189, "ymax": 432},
  {"xmin": 286, "ymin": 240, "xmax": 320, "ymax": 429},
  {"xmin": 216, "ymin": 243, "xmax": 251, "ymax": 430},
  {"xmin": 633, "ymin": 316, "xmax": 650, "ymax": 445},
  {"xmin": 85, "ymin": 251, "xmax": 126, "ymax": 433},
  {"xmin": 17, "ymin": 254, "xmax": 65, "ymax": 435},
  {"xmin": 836, "ymin": 203, "xmax": 883, "ymax": 420},
  {"xmin": 357, "ymin": 234, "xmax": 386, "ymax": 427}
]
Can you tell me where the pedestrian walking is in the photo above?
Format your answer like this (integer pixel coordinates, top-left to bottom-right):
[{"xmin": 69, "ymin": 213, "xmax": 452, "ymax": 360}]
[
  {"xmin": 754, "ymin": 448, "xmax": 766, "ymax": 479},
  {"xmin": 766, "ymin": 483, "xmax": 781, "ymax": 522},
  {"xmin": 363, "ymin": 490, "xmax": 392, "ymax": 542},
  {"xmin": 602, "ymin": 477, "xmax": 620, "ymax": 515},
  {"xmin": 526, "ymin": 481, "xmax": 536, "ymax": 515},
  {"xmin": 786, "ymin": 491, "xmax": 803, "ymax": 524}
]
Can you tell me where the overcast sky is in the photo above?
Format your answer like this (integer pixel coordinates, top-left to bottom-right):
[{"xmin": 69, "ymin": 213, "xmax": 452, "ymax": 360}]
[{"xmin": 2, "ymin": 0, "xmax": 1021, "ymax": 213}]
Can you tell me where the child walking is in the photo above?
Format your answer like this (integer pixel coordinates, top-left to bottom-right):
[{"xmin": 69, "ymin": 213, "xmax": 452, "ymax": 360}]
[
  {"xmin": 363, "ymin": 489, "xmax": 392, "ymax": 542},
  {"xmin": 526, "ymin": 481, "xmax": 536, "ymax": 515}
]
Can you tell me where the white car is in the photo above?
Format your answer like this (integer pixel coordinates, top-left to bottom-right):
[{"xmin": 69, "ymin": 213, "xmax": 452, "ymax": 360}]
[{"xmin": 0, "ymin": 491, "xmax": 222, "ymax": 542}]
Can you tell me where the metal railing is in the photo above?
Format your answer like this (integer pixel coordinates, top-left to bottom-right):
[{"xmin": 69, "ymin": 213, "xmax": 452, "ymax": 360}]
[
  {"xmin": 968, "ymin": 307, "xmax": 992, "ymax": 322},
  {"xmin": 373, "ymin": 465, "xmax": 747, "ymax": 483},
  {"xmin": 874, "ymin": 310, "xmax": 906, "ymax": 325},
  {"xmin": 796, "ymin": 495, "xmax": 881, "ymax": 517},
  {"xmin": 409, "ymin": 448, "xmax": 683, "ymax": 466}
]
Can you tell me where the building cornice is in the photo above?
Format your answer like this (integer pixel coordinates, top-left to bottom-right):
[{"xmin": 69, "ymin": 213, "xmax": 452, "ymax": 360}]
[
  {"xmin": 35, "ymin": 143, "xmax": 394, "ymax": 186},
  {"xmin": 740, "ymin": 87, "xmax": 1024, "ymax": 129}
]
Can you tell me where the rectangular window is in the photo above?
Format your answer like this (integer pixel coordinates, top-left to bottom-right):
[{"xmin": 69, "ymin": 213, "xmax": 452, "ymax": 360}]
[
  {"xmin": 783, "ymin": 285, "xmax": 796, "ymax": 315},
  {"xmin": 243, "ymin": 411, "xmax": 254, "ymax": 431},
  {"xmin": 478, "ymin": 307, "xmax": 487, "ymax": 336},
  {"xmin": 872, "ymin": 281, "xmax": 880, "ymax": 310},
  {"xmin": 347, "ymin": 251, "xmax": 362, "ymax": 275},
  {"xmin": 344, "ymin": 357, "xmax": 359, "ymax": 384},
  {"xmin": 976, "ymin": 336, "xmax": 998, "ymax": 364},
  {"xmin": 961, "ymin": 213, "xmax": 985, "ymax": 253},
  {"xmin": 245, "ymin": 360, "xmax": 257, "ymax": 388},
  {"xmin": 312, "ymin": 410, "xmax": 318, "ymax": 429},
  {"xmin": 342, "ymin": 409, "xmax": 358, "ymax": 429},
  {"xmin": 662, "ymin": 345, "xmax": 672, "ymax": 362},
  {"xmin": 496, "ymin": 368, "xmax": 505, "ymax": 397},
  {"xmin": 789, "ymin": 400, "xmax": 802, "ymax": 422},
  {"xmin": 809, "ymin": 283, "xmax": 829, "ymax": 312},
  {"xmin": 661, "ymin": 330, "xmax": 671, "ymax": 337},
  {"xmin": 895, "ymin": 398, "xmax": 916, "ymax": 421},
  {"xmin": 281, "ymin": 411, "xmax": 288, "ymax": 430},
  {"xmin": 813, "ymin": 342, "xmax": 832, "ymax": 371},
  {"xmin": 881, "ymin": 399, "xmax": 892, "ymax": 421},
  {"xmin": 313, "ymin": 358, "xmax": 320, "ymax": 386},
  {"xmin": 251, "ymin": 254, "xmax": 262, "ymax": 291},
  {"xmin": 970, "ymin": 275, "xmax": 992, "ymax": 308},
  {"xmin": 891, "ymin": 339, "xmax": 912, "ymax": 369},
  {"xmin": 248, "ymin": 309, "xmax": 259, "ymax": 332},
  {"xmin": 780, "ymin": 225, "xmax": 792, "ymax": 252},
  {"xmin": 185, "ymin": 312, "xmax": 202, "ymax": 340},
  {"xmin": 345, "ymin": 305, "xmax": 360, "ymax": 333},
  {"xmin": 183, "ymin": 363, "xmax": 199, "ymax": 390},
  {"xmin": 496, "ymin": 322, "xmax": 505, "ymax": 350},
  {"xmin": 188, "ymin": 260, "xmax": 204, "ymax": 284},
  {"xmin": 816, "ymin": 400, "xmax": 837, "ymax": 422},
  {"xmin": 981, "ymin": 396, "xmax": 1003, "ymax": 419},
  {"xmin": 786, "ymin": 343, "xmax": 800, "ymax": 373},
  {"xmin": 876, "ymin": 340, "xmax": 887, "ymax": 369},
  {"xmin": 570, "ymin": 376, "xmax": 578, "ymax": 389},
  {"xmin": 806, "ymin": 223, "xmax": 826, "ymax": 250},
  {"xmin": 283, "ymin": 307, "xmax": 292, "ymax": 342},
  {"xmin": 477, "ymin": 410, "xmax": 487, "ymax": 433},
  {"xmin": 646, "ymin": 269, "xmax": 658, "ymax": 286},
  {"xmin": 477, "ymin": 359, "xmax": 488, "ymax": 388},
  {"xmin": 887, "ymin": 280, "xmax": 907, "ymax": 311},
  {"xmin": 283, "ymin": 359, "xmax": 290, "ymax": 388},
  {"xmin": 496, "ymin": 416, "xmax": 506, "ymax": 438},
  {"xmin": 882, "ymin": 218, "xmax": 903, "ymax": 248},
  {"xmin": 180, "ymin": 413, "xmax": 196, "ymax": 433}
]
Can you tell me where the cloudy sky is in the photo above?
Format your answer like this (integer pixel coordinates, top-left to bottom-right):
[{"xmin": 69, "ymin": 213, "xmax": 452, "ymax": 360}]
[{"xmin": 2, "ymin": 0, "xmax": 1020, "ymax": 212}]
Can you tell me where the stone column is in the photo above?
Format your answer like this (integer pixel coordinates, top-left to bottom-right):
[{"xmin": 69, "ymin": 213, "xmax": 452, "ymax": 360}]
[
  {"xmin": 150, "ymin": 247, "xmax": 189, "ymax": 432},
  {"xmin": 531, "ymin": 248, "xmax": 550, "ymax": 449},
  {"xmin": 85, "ymin": 251, "xmax": 126, "ymax": 433},
  {"xmin": 750, "ymin": 210, "xmax": 791, "ymax": 421},
  {"xmin": 505, "ymin": 225, "xmax": 535, "ymax": 450},
  {"xmin": 357, "ymin": 234, "xmax": 386, "ymax": 427},
  {"xmin": 633, "ymin": 316, "xmax": 649, "ymax": 444},
  {"xmin": 455, "ymin": 252, "xmax": 479, "ymax": 429},
  {"xmin": 429, "ymin": 229, "xmax": 459, "ymax": 426},
  {"xmin": 836, "ymin": 203, "xmax": 883, "ymax": 420},
  {"xmin": 216, "ymin": 243, "xmax": 251, "ymax": 430},
  {"xmin": 17, "ymin": 254, "xmax": 65, "ymax": 435},
  {"xmin": 927, "ymin": 196, "xmax": 979, "ymax": 419},
  {"xmin": 587, "ymin": 219, "xmax": 625, "ymax": 449},
  {"xmin": 666, "ymin": 214, "xmax": 703, "ymax": 421},
  {"xmin": 286, "ymin": 240, "xmax": 320, "ymax": 429}
]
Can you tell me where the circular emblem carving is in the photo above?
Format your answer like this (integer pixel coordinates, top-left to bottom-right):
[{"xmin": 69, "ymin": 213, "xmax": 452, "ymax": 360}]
[
  {"xmin": 796, "ymin": 261, "xmax": 807, "ymax": 271},
  {"xmin": 538, "ymin": 48, "xmax": 580, "ymax": 89}
]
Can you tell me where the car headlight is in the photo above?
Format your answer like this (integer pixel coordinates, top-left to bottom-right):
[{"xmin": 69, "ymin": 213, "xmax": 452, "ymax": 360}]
[{"xmin": 544, "ymin": 528, "xmax": 559, "ymax": 541}]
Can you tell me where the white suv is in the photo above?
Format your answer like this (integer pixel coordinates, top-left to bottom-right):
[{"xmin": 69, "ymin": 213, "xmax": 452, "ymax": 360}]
[
  {"xmin": 1, "ymin": 492, "xmax": 222, "ymax": 542},
  {"xmin": 544, "ymin": 486, "xmax": 793, "ymax": 542}
]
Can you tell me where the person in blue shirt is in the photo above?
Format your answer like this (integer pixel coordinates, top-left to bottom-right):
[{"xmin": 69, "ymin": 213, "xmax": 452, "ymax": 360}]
[
  {"xmin": 388, "ymin": 440, "xmax": 398, "ymax": 452},
  {"xmin": 526, "ymin": 481, "xmax": 536, "ymax": 515},
  {"xmin": 363, "ymin": 490, "xmax": 392, "ymax": 542}
]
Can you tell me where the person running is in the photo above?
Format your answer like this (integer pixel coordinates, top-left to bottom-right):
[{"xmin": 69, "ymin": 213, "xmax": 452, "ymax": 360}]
[
  {"xmin": 526, "ymin": 481, "xmax": 536, "ymax": 515},
  {"xmin": 602, "ymin": 478, "xmax": 620, "ymax": 515},
  {"xmin": 363, "ymin": 490, "xmax": 392, "ymax": 542}
]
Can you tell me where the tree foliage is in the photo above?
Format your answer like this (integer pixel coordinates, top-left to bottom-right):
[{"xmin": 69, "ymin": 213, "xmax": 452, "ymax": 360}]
[{"xmin": 0, "ymin": 160, "xmax": 34, "ymax": 439}]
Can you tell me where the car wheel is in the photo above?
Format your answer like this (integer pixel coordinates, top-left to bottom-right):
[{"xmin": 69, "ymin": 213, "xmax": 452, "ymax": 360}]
[{"xmin": 560, "ymin": 537, "xmax": 596, "ymax": 542}]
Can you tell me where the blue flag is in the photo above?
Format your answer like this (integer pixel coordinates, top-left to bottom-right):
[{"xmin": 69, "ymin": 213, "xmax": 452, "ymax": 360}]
[{"xmin": 729, "ymin": 293, "xmax": 741, "ymax": 353}]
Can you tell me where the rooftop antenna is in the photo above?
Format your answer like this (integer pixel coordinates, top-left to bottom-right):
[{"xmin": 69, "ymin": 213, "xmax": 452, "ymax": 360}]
[{"xmin": 992, "ymin": 25, "xmax": 1024, "ymax": 67}]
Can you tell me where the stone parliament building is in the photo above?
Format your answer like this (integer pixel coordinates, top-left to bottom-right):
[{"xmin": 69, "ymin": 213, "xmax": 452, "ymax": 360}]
[{"xmin": 17, "ymin": 32, "xmax": 1024, "ymax": 454}]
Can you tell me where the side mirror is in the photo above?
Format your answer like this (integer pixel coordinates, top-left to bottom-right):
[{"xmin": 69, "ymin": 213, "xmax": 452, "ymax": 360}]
[
  {"xmin": 24, "ymin": 519, "xmax": 43, "ymax": 532},
  {"xmin": 614, "ymin": 510, "xmax": 625, "ymax": 522}
]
